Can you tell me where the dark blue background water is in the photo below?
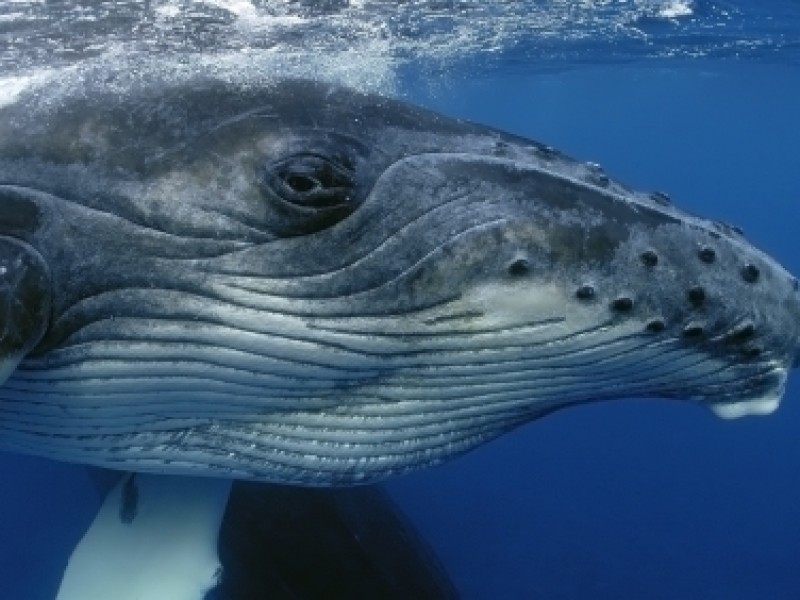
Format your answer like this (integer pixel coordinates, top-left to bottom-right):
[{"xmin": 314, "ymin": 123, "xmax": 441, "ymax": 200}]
[{"xmin": 1, "ymin": 57, "xmax": 799, "ymax": 600}]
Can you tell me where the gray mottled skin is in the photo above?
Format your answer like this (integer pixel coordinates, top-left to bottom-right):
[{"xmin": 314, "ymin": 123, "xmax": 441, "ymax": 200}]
[{"xmin": 0, "ymin": 69, "xmax": 798, "ymax": 485}]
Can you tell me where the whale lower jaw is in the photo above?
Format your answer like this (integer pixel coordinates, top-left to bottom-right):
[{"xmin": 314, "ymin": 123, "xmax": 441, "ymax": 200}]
[{"xmin": 0, "ymin": 305, "xmax": 788, "ymax": 485}]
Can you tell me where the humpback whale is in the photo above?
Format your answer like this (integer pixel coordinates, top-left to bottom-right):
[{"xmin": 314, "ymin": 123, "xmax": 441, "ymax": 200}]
[
  {"xmin": 1, "ymin": 73, "xmax": 798, "ymax": 483},
  {"xmin": 1, "ymin": 67, "xmax": 799, "ymax": 597}
]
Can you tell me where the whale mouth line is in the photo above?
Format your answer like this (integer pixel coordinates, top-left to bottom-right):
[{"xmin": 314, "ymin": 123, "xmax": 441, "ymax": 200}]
[{"xmin": 307, "ymin": 315, "xmax": 567, "ymax": 337}]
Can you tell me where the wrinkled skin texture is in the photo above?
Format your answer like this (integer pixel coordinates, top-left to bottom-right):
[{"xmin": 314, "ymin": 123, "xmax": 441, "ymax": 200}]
[{"xmin": 0, "ymin": 71, "xmax": 798, "ymax": 484}]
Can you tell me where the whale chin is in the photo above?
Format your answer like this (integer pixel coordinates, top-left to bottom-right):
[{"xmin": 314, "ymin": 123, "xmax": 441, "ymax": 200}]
[{"xmin": 2, "ymin": 280, "xmax": 790, "ymax": 485}]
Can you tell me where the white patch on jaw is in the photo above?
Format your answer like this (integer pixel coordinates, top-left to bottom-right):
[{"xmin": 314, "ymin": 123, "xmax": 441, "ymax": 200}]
[
  {"xmin": 451, "ymin": 279, "xmax": 615, "ymax": 340},
  {"xmin": 304, "ymin": 278, "xmax": 601, "ymax": 345},
  {"xmin": 462, "ymin": 280, "xmax": 567, "ymax": 327},
  {"xmin": 708, "ymin": 367, "xmax": 787, "ymax": 419},
  {"xmin": 57, "ymin": 475, "xmax": 231, "ymax": 600},
  {"xmin": 709, "ymin": 396, "xmax": 780, "ymax": 419}
]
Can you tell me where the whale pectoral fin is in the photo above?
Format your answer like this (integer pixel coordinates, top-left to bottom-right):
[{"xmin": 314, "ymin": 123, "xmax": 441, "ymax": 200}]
[
  {"xmin": 85, "ymin": 467, "xmax": 127, "ymax": 500},
  {"xmin": 56, "ymin": 474, "xmax": 232, "ymax": 600},
  {"xmin": 0, "ymin": 233, "xmax": 51, "ymax": 383},
  {"xmin": 212, "ymin": 483, "xmax": 459, "ymax": 599}
]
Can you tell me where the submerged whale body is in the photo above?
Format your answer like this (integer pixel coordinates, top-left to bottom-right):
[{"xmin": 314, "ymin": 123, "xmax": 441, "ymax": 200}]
[
  {"xmin": 0, "ymin": 70, "xmax": 798, "ymax": 486},
  {"xmin": 58, "ymin": 472, "xmax": 458, "ymax": 600},
  {"xmin": 211, "ymin": 481, "xmax": 458, "ymax": 599}
]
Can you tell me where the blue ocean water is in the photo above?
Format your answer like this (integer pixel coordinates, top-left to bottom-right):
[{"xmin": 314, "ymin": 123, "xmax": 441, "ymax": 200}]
[{"xmin": 1, "ymin": 2, "xmax": 799, "ymax": 599}]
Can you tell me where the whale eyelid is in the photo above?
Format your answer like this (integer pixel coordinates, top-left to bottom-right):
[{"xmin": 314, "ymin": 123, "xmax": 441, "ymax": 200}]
[
  {"xmin": 260, "ymin": 151, "xmax": 362, "ymax": 236},
  {"xmin": 274, "ymin": 153, "xmax": 355, "ymax": 191},
  {"xmin": 269, "ymin": 153, "xmax": 356, "ymax": 204}
]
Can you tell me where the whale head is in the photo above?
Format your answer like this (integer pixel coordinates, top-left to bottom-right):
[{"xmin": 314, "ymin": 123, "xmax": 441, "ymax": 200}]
[{"xmin": 0, "ymin": 73, "xmax": 798, "ymax": 484}]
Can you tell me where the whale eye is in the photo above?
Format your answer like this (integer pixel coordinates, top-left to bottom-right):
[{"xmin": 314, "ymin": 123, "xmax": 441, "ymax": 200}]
[
  {"xmin": 284, "ymin": 173, "xmax": 316, "ymax": 193},
  {"xmin": 263, "ymin": 149, "xmax": 362, "ymax": 236},
  {"xmin": 271, "ymin": 153, "xmax": 355, "ymax": 209}
]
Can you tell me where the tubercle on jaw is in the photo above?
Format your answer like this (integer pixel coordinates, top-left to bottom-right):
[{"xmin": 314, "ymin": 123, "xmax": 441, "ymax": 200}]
[
  {"xmin": 550, "ymin": 222, "xmax": 797, "ymax": 369},
  {"xmin": 502, "ymin": 146, "xmax": 772, "ymax": 296},
  {"xmin": 429, "ymin": 139, "xmax": 800, "ymax": 377},
  {"xmin": 492, "ymin": 234, "xmax": 790, "ymax": 419},
  {"xmin": 525, "ymin": 145, "xmax": 762, "ymax": 255}
]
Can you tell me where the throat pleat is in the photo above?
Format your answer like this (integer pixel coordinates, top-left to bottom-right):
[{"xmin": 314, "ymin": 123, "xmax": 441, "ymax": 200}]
[{"xmin": 0, "ymin": 307, "xmax": 779, "ymax": 484}]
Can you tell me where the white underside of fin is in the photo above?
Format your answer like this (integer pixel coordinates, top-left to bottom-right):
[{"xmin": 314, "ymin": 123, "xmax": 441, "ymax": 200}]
[{"xmin": 56, "ymin": 474, "xmax": 232, "ymax": 600}]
